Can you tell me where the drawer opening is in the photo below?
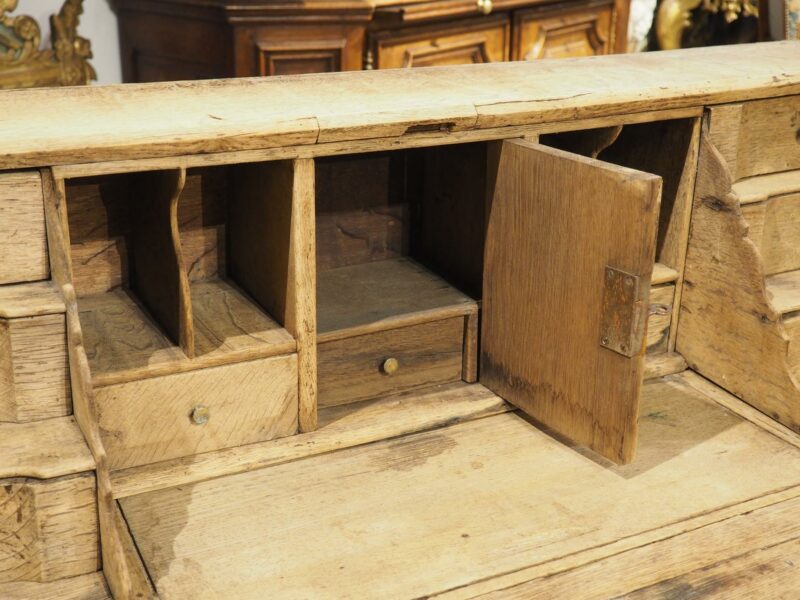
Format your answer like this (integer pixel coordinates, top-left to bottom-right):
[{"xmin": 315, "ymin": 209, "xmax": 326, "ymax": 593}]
[
  {"xmin": 315, "ymin": 142, "xmax": 490, "ymax": 406},
  {"xmin": 63, "ymin": 163, "xmax": 297, "ymax": 387},
  {"xmin": 540, "ymin": 117, "xmax": 698, "ymax": 357}
]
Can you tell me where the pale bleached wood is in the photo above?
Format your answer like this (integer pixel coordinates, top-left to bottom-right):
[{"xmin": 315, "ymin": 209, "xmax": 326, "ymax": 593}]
[
  {"xmin": 0, "ymin": 172, "xmax": 48, "ymax": 284},
  {"xmin": 318, "ymin": 317, "xmax": 465, "ymax": 407},
  {"xmin": 621, "ymin": 537, "xmax": 800, "ymax": 599},
  {"xmin": 0, "ymin": 572, "xmax": 111, "ymax": 600},
  {"xmin": 650, "ymin": 262, "xmax": 678, "ymax": 285},
  {"xmin": 0, "ymin": 473, "xmax": 99, "ymax": 583},
  {"xmin": 0, "ymin": 313, "xmax": 71, "ymax": 422},
  {"xmin": 2, "ymin": 43, "xmax": 798, "ymax": 169},
  {"xmin": 119, "ymin": 377, "xmax": 800, "ymax": 599},
  {"xmin": 447, "ymin": 492, "xmax": 800, "ymax": 600},
  {"xmin": 42, "ymin": 170, "xmax": 141, "ymax": 599},
  {"xmin": 111, "ymin": 503, "xmax": 158, "ymax": 599},
  {"xmin": 643, "ymin": 352, "xmax": 687, "ymax": 380},
  {"xmin": 110, "ymin": 382, "xmax": 510, "ymax": 499},
  {"xmin": 482, "ymin": 139, "xmax": 661, "ymax": 464},
  {"xmin": 96, "ymin": 354, "xmax": 299, "ymax": 470},
  {"xmin": 0, "ymin": 417, "xmax": 94, "ymax": 479},
  {"xmin": 677, "ymin": 134, "xmax": 800, "ymax": 433},
  {"xmin": 0, "ymin": 281, "xmax": 65, "ymax": 319},
  {"xmin": 50, "ymin": 107, "xmax": 703, "ymax": 181},
  {"xmin": 766, "ymin": 270, "xmax": 800, "ymax": 314},
  {"xmin": 317, "ymin": 257, "xmax": 477, "ymax": 336},
  {"xmin": 735, "ymin": 169, "xmax": 800, "ymax": 205},
  {"xmin": 734, "ymin": 95, "xmax": 800, "ymax": 179},
  {"xmin": 744, "ymin": 195, "xmax": 800, "ymax": 276}
]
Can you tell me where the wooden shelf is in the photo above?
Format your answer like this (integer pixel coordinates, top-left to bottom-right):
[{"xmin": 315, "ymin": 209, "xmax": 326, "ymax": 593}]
[
  {"xmin": 766, "ymin": 270, "xmax": 800, "ymax": 315},
  {"xmin": 0, "ymin": 280, "xmax": 64, "ymax": 318},
  {"xmin": 81, "ymin": 284, "xmax": 296, "ymax": 387},
  {"xmin": 118, "ymin": 374, "xmax": 800, "ymax": 600},
  {"xmin": 734, "ymin": 170, "xmax": 800, "ymax": 205},
  {"xmin": 317, "ymin": 257, "xmax": 477, "ymax": 342}
]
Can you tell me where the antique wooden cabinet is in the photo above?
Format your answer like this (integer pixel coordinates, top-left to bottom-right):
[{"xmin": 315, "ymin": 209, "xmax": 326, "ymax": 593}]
[
  {"xmin": 112, "ymin": 0, "xmax": 630, "ymax": 82},
  {"xmin": 2, "ymin": 43, "xmax": 800, "ymax": 599}
]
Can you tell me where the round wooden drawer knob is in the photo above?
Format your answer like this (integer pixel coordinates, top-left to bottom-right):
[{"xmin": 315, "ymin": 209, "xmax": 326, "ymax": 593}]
[
  {"xmin": 382, "ymin": 357, "xmax": 400, "ymax": 375},
  {"xmin": 191, "ymin": 405, "xmax": 210, "ymax": 426},
  {"xmin": 477, "ymin": 0, "xmax": 493, "ymax": 15}
]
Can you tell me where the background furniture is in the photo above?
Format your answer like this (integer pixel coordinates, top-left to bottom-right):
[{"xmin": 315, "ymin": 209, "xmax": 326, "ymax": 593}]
[
  {"xmin": 0, "ymin": 0, "xmax": 94, "ymax": 89},
  {"xmin": 113, "ymin": 0, "xmax": 631, "ymax": 82}
]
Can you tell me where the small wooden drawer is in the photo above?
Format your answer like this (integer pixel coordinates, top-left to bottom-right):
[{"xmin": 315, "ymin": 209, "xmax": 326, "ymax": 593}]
[
  {"xmin": 318, "ymin": 317, "xmax": 467, "ymax": 408},
  {"xmin": 370, "ymin": 16, "xmax": 509, "ymax": 69},
  {"xmin": 512, "ymin": 1, "xmax": 614, "ymax": 61},
  {"xmin": 742, "ymin": 191, "xmax": 800, "ymax": 276},
  {"xmin": 0, "ymin": 172, "xmax": 49, "ymax": 285},
  {"xmin": 646, "ymin": 283, "xmax": 675, "ymax": 355},
  {"xmin": 0, "ymin": 473, "xmax": 99, "ymax": 583},
  {"xmin": 95, "ymin": 353, "xmax": 299, "ymax": 470}
]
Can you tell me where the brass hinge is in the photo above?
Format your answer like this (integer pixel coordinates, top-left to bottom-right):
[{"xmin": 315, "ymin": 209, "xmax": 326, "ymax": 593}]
[{"xmin": 599, "ymin": 266, "xmax": 645, "ymax": 358}]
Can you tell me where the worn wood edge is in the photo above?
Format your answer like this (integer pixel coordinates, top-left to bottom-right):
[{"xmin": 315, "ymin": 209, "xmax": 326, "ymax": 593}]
[
  {"xmin": 51, "ymin": 108, "xmax": 703, "ymax": 180},
  {"xmin": 650, "ymin": 262, "xmax": 679, "ymax": 285},
  {"xmin": 0, "ymin": 416, "xmax": 95, "ymax": 479},
  {"xmin": 317, "ymin": 303, "xmax": 479, "ymax": 343},
  {"xmin": 430, "ymin": 483, "xmax": 800, "ymax": 599},
  {"xmin": 42, "ymin": 169, "xmax": 145, "ymax": 600},
  {"xmin": 442, "ymin": 490, "xmax": 800, "ymax": 599},
  {"xmin": 0, "ymin": 281, "xmax": 65, "ymax": 318},
  {"xmin": 89, "ymin": 338, "xmax": 298, "ymax": 388},
  {"xmin": 678, "ymin": 370, "xmax": 800, "ymax": 449},
  {"xmin": 112, "ymin": 501, "xmax": 159, "ymax": 599},
  {"xmin": 110, "ymin": 382, "xmax": 510, "ymax": 499},
  {"xmin": 170, "ymin": 168, "xmax": 194, "ymax": 359},
  {"xmin": 0, "ymin": 572, "xmax": 112, "ymax": 600},
  {"xmin": 643, "ymin": 352, "xmax": 687, "ymax": 380},
  {"xmin": 733, "ymin": 169, "xmax": 800, "ymax": 205}
]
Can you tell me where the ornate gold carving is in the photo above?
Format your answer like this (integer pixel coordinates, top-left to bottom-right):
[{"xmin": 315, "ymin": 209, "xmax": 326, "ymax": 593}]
[
  {"xmin": 656, "ymin": 0, "xmax": 759, "ymax": 50},
  {"xmin": 0, "ymin": 0, "xmax": 95, "ymax": 89}
]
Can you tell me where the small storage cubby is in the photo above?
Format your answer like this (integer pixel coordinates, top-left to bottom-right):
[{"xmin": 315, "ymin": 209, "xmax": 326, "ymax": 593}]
[
  {"xmin": 63, "ymin": 161, "xmax": 306, "ymax": 469},
  {"xmin": 314, "ymin": 143, "xmax": 490, "ymax": 407},
  {"xmin": 539, "ymin": 117, "xmax": 699, "ymax": 358}
]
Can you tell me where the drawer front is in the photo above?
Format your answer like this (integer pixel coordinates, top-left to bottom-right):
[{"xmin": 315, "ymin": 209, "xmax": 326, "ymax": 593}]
[
  {"xmin": 318, "ymin": 317, "xmax": 466, "ymax": 408},
  {"xmin": 646, "ymin": 284, "xmax": 675, "ymax": 355},
  {"xmin": 742, "ymin": 192, "xmax": 800, "ymax": 276},
  {"xmin": 513, "ymin": 2, "xmax": 614, "ymax": 61},
  {"xmin": 96, "ymin": 354, "xmax": 299, "ymax": 470},
  {"xmin": 372, "ymin": 16, "xmax": 509, "ymax": 69},
  {"xmin": 0, "ymin": 473, "xmax": 99, "ymax": 583},
  {"xmin": 0, "ymin": 172, "xmax": 48, "ymax": 285}
]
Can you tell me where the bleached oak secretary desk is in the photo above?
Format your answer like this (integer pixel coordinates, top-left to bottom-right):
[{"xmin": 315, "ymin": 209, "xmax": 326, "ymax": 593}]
[{"xmin": 1, "ymin": 43, "xmax": 800, "ymax": 599}]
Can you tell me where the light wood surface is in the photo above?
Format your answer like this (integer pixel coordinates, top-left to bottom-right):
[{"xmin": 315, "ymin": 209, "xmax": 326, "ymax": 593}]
[
  {"xmin": 766, "ymin": 270, "xmax": 800, "ymax": 314},
  {"xmin": 643, "ymin": 352, "xmax": 687, "ymax": 380},
  {"xmin": 110, "ymin": 382, "xmax": 510, "ymax": 499},
  {"xmin": 0, "ymin": 172, "xmax": 48, "ymax": 285},
  {"xmin": 645, "ymin": 284, "xmax": 674, "ymax": 355},
  {"xmin": 0, "ymin": 473, "xmax": 99, "ymax": 583},
  {"xmin": 119, "ymin": 375, "xmax": 800, "ymax": 599},
  {"xmin": 317, "ymin": 257, "xmax": 477, "ymax": 336},
  {"xmin": 0, "ymin": 417, "xmax": 94, "ymax": 479},
  {"xmin": 482, "ymin": 139, "xmax": 661, "ymax": 464},
  {"xmin": 734, "ymin": 169, "xmax": 800, "ymax": 205},
  {"xmin": 650, "ymin": 262, "xmax": 678, "ymax": 285},
  {"xmin": 0, "ymin": 572, "xmax": 111, "ymax": 600},
  {"xmin": 0, "ymin": 314, "xmax": 72, "ymax": 423},
  {"xmin": 744, "ymin": 194, "xmax": 800, "ymax": 277},
  {"xmin": 0, "ymin": 281, "xmax": 65, "ymax": 319},
  {"xmin": 1, "ymin": 43, "xmax": 799, "ymax": 169},
  {"xmin": 96, "ymin": 354, "xmax": 299, "ymax": 470},
  {"xmin": 678, "ymin": 133, "xmax": 800, "ymax": 433}
]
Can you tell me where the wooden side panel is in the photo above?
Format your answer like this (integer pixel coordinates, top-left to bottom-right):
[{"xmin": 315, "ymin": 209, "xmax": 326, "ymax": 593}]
[
  {"xmin": 0, "ymin": 315, "xmax": 71, "ymax": 423},
  {"xmin": 482, "ymin": 140, "xmax": 661, "ymax": 464},
  {"xmin": 677, "ymin": 134, "xmax": 800, "ymax": 432},
  {"xmin": 0, "ymin": 473, "xmax": 99, "ymax": 583},
  {"xmin": 0, "ymin": 172, "xmax": 48, "ymax": 285},
  {"xmin": 96, "ymin": 354, "xmax": 299, "ymax": 470},
  {"xmin": 318, "ymin": 317, "xmax": 465, "ymax": 408},
  {"xmin": 130, "ymin": 169, "xmax": 194, "ymax": 356}
]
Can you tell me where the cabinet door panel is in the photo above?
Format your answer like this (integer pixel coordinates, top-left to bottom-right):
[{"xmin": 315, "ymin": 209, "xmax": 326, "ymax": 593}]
[
  {"xmin": 514, "ymin": 2, "xmax": 614, "ymax": 60},
  {"xmin": 373, "ymin": 17, "xmax": 509, "ymax": 69},
  {"xmin": 481, "ymin": 140, "xmax": 661, "ymax": 464}
]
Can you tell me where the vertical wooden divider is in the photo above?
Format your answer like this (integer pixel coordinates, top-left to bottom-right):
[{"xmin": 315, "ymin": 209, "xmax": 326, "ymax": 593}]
[
  {"xmin": 41, "ymin": 169, "xmax": 156, "ymax": 599},
  {"xmin": 229, "ymin": 158, "xmax": 317, "ymax": 432},
  {"xmin": 130, "ymin": 168, "xmax": 194, "ymax": 357}
]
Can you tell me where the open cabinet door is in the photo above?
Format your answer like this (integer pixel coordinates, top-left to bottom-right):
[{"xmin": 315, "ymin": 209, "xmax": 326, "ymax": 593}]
[{"xmin": 481, "ymin": 139, "xmax": 662, "ymax": 464}]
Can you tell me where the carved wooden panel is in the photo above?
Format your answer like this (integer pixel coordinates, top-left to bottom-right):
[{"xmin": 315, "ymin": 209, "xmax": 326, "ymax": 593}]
[
  {"xmin": 371, "ymin": 16, "xmax": 509, "ymax": 69},
  {"xmin": 513, "ymin": 1, "xmax": 614, "ymax": 60},
  {"xmin": 257, "ymin": 40, "xmax": 346, "ymax": 76}
]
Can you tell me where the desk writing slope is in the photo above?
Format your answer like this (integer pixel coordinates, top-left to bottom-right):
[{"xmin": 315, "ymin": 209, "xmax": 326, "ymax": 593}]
[{"xmin": 481, "ymin": 140, "xmax": 661, "ymax": 464}]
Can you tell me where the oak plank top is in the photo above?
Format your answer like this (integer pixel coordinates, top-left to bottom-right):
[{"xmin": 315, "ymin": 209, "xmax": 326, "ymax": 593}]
[{"xmin": 1, "ymin": 42, "xmax": 800, "ymax": 169}]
